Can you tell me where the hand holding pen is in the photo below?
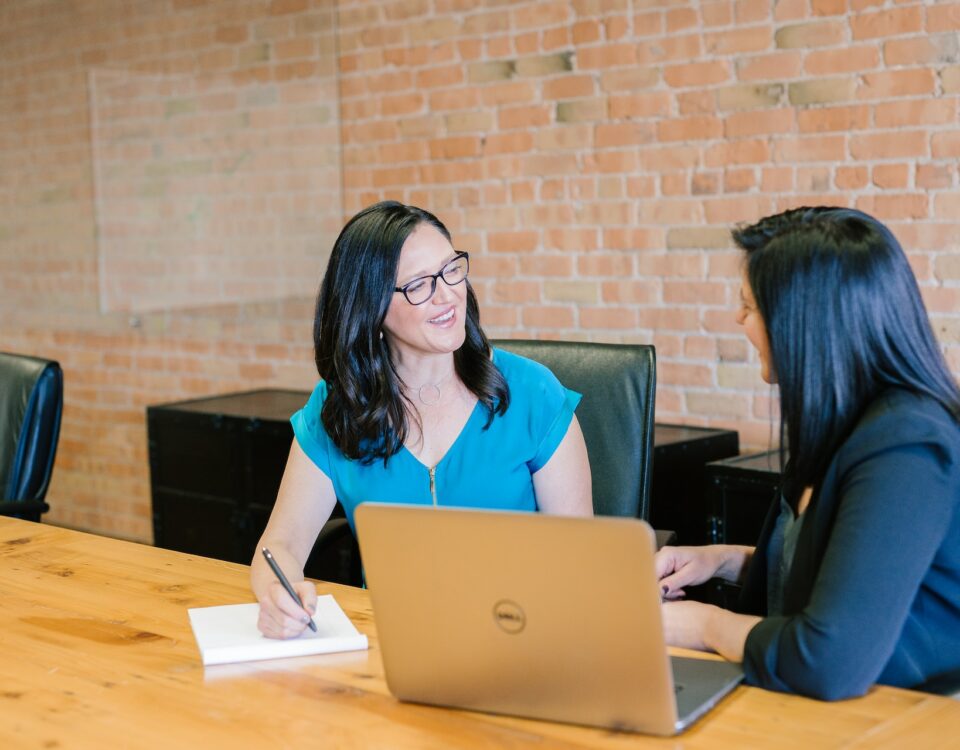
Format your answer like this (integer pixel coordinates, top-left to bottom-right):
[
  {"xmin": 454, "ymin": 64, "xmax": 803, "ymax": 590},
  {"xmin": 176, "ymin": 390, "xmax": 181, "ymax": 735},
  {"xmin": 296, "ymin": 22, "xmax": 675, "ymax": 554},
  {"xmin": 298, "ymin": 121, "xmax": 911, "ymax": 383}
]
[{"xmin": 260, "ymin": 547, "xmax": 318, "ymax": 636}]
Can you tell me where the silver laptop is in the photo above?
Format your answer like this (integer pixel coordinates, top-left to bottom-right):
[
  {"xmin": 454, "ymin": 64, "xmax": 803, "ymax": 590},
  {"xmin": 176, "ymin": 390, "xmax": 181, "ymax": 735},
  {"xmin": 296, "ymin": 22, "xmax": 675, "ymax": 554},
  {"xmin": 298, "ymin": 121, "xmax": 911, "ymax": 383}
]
[{"xmin": 354, "ymin": 504, "xmax": 743, "ymax": 736}]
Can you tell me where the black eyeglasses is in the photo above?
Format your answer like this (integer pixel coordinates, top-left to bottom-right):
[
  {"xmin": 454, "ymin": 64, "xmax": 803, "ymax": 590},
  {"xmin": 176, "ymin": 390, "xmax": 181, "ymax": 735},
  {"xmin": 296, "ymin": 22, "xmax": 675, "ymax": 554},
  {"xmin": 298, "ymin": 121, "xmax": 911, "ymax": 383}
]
[{"xmin": 393, "ymin": 252, "xmax": 470, "ymax": 305}]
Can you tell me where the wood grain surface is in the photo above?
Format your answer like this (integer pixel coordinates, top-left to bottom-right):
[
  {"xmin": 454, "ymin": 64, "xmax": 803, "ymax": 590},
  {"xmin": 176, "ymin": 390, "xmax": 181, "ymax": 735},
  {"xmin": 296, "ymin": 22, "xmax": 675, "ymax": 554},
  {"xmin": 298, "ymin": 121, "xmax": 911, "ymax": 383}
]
[{"xmin": 1, "ymin": 517, "xmax": 957, "ymax": 749}]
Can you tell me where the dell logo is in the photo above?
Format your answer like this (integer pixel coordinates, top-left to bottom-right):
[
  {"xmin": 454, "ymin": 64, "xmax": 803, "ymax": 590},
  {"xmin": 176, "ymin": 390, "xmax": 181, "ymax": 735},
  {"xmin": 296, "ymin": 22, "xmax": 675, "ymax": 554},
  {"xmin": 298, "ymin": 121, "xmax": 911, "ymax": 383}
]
[{"xmin": 492, "ymin": 599, "xmax": 526, "ymax": 634}]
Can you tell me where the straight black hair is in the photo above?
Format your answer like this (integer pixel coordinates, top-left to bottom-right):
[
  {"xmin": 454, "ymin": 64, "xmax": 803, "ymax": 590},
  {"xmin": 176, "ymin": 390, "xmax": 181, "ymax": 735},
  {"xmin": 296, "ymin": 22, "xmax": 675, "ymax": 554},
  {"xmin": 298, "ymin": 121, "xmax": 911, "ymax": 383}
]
[
  {"xmin": 733, "ymin": 206, "xmax": 960, "ymax": 503},
  {"xmin": 314, "ymin": 200, "xmax": 509, "ymax": 463}
]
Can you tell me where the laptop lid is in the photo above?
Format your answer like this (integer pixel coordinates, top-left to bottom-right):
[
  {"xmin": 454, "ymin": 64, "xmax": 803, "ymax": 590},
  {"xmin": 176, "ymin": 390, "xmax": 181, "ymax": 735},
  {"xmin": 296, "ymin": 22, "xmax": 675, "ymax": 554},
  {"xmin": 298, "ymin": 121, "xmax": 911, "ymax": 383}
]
[{"xmin": 354, "ymin": 504, "xmax": 741, "ymax": 736}]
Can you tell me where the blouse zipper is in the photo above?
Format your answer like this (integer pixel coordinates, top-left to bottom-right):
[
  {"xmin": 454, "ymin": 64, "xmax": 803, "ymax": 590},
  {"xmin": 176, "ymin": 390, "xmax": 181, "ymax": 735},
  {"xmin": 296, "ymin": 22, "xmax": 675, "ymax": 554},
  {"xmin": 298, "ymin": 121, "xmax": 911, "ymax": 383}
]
[{"xmin": 429, "ymin": 465, "xmax": 438, "ymax": 506}]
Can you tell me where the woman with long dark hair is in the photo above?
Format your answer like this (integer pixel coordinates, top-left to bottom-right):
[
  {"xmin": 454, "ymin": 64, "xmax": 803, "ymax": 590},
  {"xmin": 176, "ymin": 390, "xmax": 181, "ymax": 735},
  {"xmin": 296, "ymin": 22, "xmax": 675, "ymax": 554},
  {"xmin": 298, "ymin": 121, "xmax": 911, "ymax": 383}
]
[
  {"xmin": 656, "ymin": 207, "xmax": 960, "ymax": 699},
  {"xmin": 252, "ymin": 201, "xmax": 591, "ymax": 638}
]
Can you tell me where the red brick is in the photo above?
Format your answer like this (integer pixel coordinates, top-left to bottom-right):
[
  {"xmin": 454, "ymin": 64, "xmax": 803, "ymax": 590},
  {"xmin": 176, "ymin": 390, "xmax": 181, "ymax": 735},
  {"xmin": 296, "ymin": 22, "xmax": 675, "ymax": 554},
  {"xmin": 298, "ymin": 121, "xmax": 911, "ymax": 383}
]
[
  {"xmin": 874, "ymin": 99, "xmax": 956, "ymax": 128},
  {"xmin": 804, "ymin": 46, "xmax": 880, "ymax": 76},
  {"xmin": 884, "ymin": 35, "xmax": 960, "ymax": 66},
  {"xmin": 851, "ymin": 7, "xmax": 922, "ymax": 40},
  {"xmin": 797, "ymin": 105, "xmax": 870, "ymax": 133},
  {"xmin": 636, "ymin": 34, "xmax": 702, "ymax": 63},
  {"xmin": 542, "ymin": 74, "xmax": 595, "ymax": 100},
  {"xmin": 488, "ymin": 230, "xmax": 539, "ymax": 253},
  {"xmin": 850, "ymin": 131, "xmax": 928, "ymax": 160},
  {"xmin": 666, "ymin": 7, "xmax": 697, "ymax": 32},
  {"xmin": 519, "ymin": 255, "xmax": 574, "ymax": 276},
  {"xmin": 724, "ymin": 109, "xmax": 795, "ymax": 138},
  {"xmin": 580, "ymin": 307, "xmax": 639, "ymax": 330},
  {"xmin": 656, "ymin": 116, "xmax": 723, "ymax": 142},
  {"xmin": 871, "ymin": 163, "xmax": 909, "ymax": 189},
  {"xmin": 497, "ymin": 105, "xmax": 551, "ymax": 130},
  {"xmin": 416, "ymin": 64, "xmax": 464, "ymax": 88},
  {"xmin": 703, "ymin": 26, "xmax": 772, "ymax": 55},
  {"xmin": 927, "ymin": 3, "xmax": 960, "ymax": 32},
  {"xmin": 601, "ymin": 281, "xmax": 659, "ymax": 304},
  {"xmin": 571, "ymin": 20, "xmax": 601, "ymax": 45},
  {"xmin": 483, "ymin": 131, "xmax": 533, "ymax": 155},
  {"xmin": 576, "ymin": 43, "xmax": 636, "ymax": 69},
  {"xmin": 762, "ymin": 167, "xmax": 794, "ymax": 192},
  {"xmin": 736, "ymin": 51, "xmax": 802, "ymax": 81},
  {"xmin": 932, "ymin": 132, "xmax": 960, "ymax": 158},
  {"xmin": 859, "ymin": 69, "xmax": 936, "ymax": 99},
  {"xmin": 704, "ymin": 139, "xmax": 770, "ymax": 167},
  {"xmin": 603, "ymin": 228, "xmax": 664, "ymax": 251},
  {"xmin": 916, "ymin": 163, "xmax": 955, "ymax": 190},
  {"xmin": 663, "ymin": 60, "xmax": 731, "ymax": 88},
  {"xmin": 608, "ymin": 92, "xmax": 671, "ymax": 119},
  {"xmin": 428, "ymin": 136, "xmax": 481, "ymax": 159},
  {"xmin": 522, "ymin": 306, "xmax": 575, "ymax": 329},
  {"xmin": 773, "ymin": 135, "xmax": 847, "ymax": 163},
  {"xmin": 797, "ymin": 167, "xmax": 832, "ymax": 193},
  {"xmin": 854, "ymin": 194, "xmax": 928, "ymax": 220},
  {"xmin": 595, "ymin": 122, "xmax": 656, "ymax": 148}
]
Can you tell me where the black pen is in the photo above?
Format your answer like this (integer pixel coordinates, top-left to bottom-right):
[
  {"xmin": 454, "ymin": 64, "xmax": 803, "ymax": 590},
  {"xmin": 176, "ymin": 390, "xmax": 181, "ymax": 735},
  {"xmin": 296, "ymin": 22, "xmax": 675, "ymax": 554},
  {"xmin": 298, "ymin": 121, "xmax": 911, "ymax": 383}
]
[{"xmin": 261, "ymin": 547, "xmax": 318, "ymax": 633}]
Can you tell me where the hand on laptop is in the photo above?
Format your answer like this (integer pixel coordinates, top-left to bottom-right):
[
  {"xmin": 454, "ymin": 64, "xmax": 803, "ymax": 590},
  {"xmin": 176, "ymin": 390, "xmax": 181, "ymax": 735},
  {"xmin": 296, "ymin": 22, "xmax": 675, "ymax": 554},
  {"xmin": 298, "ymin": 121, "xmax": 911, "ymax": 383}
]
[{"xmin": 654, "ymin": 545, "xmax": 754, "ymax": 600}]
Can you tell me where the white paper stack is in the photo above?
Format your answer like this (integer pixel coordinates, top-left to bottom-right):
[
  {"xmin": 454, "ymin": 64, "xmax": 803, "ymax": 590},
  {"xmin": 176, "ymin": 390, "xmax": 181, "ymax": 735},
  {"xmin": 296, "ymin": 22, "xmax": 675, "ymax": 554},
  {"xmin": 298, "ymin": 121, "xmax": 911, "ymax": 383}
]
[{"xmin": 188, "ymin": 594, "xmax": 369, "ymax": 666}]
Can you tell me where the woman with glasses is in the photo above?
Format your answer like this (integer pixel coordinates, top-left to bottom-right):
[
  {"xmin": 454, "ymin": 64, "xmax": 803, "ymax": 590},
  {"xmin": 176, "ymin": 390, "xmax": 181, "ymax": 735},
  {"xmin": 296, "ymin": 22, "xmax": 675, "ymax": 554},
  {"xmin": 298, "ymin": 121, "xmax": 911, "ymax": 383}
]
[
  {"xmin": 252, "ymin": 201, "xmax": 592, "ymax": 638},
  {"xmin": 655, "ymin": 207, "xmax": 960, "ymax": 699}
]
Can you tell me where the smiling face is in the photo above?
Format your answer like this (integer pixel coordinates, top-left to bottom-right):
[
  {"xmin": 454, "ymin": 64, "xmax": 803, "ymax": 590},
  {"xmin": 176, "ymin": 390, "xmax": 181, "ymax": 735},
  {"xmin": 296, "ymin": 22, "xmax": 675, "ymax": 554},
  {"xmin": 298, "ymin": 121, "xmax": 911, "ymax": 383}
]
[
  {"xmin": 735, "ymin": 269, "xmax": 776, "ymax": 384},
  {"xmin": 381, "ymin": 223, "xmax": 467, "ymax": 365}
]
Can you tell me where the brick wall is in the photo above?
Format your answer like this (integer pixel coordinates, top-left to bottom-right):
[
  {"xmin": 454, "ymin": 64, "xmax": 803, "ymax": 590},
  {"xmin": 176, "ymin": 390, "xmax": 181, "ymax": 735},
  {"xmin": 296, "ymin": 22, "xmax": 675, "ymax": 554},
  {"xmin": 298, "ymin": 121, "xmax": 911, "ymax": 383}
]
[
  {"xmin": 2, "ymin": 0, "xmax": 959, "ymax": 541},
  {"xmin": 336, "ymin": 0, "xmax": 960, "ymax": 440}
]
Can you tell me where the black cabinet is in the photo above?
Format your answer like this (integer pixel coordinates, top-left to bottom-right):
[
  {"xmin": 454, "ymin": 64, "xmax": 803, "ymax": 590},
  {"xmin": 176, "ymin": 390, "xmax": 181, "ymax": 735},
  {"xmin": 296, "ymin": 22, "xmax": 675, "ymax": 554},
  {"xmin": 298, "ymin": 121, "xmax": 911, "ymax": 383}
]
[
  {"xmin": 148, "ymin": 389, "xmax": 358, "ymax": 584},
  {"xmin": 704, "ymin": 449, "xmax": 782, "ymax": 545},
  {"xmin": 649, "ymin": 424, "xmax": 740, "ymax": 545}
]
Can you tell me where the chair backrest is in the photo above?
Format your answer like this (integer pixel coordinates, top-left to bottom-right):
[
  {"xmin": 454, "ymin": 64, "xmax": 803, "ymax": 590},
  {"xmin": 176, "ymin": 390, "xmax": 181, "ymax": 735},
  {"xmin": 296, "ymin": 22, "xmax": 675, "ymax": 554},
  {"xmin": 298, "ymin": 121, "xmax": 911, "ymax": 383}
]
[
  {"xmin": 0, "ymin": 352, "xmax": 63, "ymax": 510},
  {"xmin": 492, "ymin": 340, "xmax": 656, "ymax": 519}
]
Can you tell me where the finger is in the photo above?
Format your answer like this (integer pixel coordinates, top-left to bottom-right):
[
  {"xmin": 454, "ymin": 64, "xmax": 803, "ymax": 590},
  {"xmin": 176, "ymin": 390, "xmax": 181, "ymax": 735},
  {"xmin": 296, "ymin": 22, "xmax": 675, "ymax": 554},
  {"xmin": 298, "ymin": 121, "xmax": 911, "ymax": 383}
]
[
  {"xmin": 653, "ymin": 548, "xmax": 677, "ymax": 579},
  {"xmin": 293, "ymin": 581, "xmax": 318, "ymax": 615},
  {"xmin": 659, "ymin": 569, "xmax": 698, "ymax": 596},
  {"xmin": 269, "ymin": 581, "xmax": 312, "ymax": 622},
  {"xmin": 258, "ymin": 604, "xmax": 309, "ymax": 639}
]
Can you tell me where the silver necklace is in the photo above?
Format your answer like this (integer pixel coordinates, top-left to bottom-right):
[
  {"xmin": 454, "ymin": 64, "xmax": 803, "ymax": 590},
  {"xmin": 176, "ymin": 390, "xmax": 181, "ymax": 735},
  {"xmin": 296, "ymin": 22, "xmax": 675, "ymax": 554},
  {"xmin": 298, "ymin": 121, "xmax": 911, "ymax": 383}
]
[{"xmin": 409, "ymin": 369, "xmax": 455, "ymax": 406}]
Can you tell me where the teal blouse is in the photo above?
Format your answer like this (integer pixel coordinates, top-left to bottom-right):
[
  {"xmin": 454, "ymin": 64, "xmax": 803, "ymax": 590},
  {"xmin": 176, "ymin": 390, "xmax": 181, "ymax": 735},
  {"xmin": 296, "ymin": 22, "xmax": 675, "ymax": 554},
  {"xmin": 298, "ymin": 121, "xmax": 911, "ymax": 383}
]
[{"xmin": 291, "ymin": 348, "xmax": 581, "ymax": 528}]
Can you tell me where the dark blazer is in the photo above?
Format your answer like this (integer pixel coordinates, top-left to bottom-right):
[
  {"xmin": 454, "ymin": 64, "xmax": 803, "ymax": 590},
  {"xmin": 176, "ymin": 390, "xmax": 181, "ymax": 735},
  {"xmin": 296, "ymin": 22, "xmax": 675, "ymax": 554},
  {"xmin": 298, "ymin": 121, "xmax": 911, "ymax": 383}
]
[{"xmin": 738, "ymin": 389, "xmax": 960, "ymax": 700}]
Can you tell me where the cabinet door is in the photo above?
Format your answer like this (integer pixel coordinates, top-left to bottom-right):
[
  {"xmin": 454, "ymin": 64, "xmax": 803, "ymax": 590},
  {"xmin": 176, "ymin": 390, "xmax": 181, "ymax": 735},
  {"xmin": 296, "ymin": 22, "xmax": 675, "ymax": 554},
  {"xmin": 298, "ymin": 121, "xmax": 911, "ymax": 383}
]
[{"xmin": 149, "ymin": 411, "xmax": 244, "ymax": 558}]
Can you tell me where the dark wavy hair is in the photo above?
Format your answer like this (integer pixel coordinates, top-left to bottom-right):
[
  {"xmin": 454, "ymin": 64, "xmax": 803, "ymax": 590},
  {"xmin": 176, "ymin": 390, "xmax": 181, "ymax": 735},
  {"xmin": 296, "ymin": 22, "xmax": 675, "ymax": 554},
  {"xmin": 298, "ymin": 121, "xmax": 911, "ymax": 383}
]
[
  {"xmin": 314, "ymin": 200, "xmax": 509, "ymax": 463},
  {"xmin": 733, "ymin": 206, "xmax": 960, "ymax": 504}
]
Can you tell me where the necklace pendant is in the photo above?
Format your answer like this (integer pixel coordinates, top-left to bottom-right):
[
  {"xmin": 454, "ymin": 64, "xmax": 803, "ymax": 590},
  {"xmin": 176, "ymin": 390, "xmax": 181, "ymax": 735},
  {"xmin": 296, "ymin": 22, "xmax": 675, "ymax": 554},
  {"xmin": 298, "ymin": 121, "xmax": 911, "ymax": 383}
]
[{"xmin": 418, "ymin": 383, "xmax": 442, "ymax": 405}]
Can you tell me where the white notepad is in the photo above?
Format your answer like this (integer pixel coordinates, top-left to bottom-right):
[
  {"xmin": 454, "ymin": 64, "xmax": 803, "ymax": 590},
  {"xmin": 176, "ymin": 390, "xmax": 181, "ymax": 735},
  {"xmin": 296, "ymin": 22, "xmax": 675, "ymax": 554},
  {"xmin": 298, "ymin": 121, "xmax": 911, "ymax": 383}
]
[{"xmin": 188, "ymin": 594, "xmax": 369, "ymax": 666}]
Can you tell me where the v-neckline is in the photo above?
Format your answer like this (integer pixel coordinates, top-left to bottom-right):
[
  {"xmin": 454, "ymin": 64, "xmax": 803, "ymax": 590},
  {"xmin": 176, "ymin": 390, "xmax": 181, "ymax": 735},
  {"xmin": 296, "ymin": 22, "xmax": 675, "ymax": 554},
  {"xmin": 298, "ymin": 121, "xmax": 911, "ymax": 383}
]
[{"xmin": 401, "ymin": 399, "xmax": 482, "ymax": 470}]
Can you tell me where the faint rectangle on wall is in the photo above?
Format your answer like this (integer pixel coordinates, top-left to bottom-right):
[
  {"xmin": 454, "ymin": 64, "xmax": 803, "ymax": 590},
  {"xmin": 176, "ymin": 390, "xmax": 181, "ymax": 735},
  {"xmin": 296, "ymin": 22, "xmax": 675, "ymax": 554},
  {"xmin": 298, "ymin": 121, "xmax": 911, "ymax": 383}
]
[{"xmin": 89, "ymin": 66, "xmax": 341, "ymax": 314}]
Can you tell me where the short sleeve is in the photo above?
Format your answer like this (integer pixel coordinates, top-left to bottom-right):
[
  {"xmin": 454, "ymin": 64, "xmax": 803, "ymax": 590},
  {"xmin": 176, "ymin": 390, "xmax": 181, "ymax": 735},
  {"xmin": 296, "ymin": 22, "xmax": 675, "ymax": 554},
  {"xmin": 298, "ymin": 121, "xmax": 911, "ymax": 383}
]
[
  {"xmin": 290, "ymin": 380, "xmax": 334, "ymax": 478},
  {"xmin": 525, "ymin": 370, "xmax": 582, "ymax": 474}
]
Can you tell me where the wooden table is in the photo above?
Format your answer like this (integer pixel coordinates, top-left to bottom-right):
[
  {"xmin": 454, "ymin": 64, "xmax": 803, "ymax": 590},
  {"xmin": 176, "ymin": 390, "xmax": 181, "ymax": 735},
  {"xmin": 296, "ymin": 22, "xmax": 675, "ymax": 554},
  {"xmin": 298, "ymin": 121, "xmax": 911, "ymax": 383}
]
[{"xmin": 2, "ymin": 517, "xmax": 958, "ymax": 749}]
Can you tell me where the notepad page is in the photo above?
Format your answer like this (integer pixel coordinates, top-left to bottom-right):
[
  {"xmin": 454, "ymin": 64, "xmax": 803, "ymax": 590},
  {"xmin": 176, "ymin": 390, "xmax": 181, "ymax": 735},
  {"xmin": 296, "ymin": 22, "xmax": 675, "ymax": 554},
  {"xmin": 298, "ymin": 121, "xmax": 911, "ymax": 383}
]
[{"xmin": 188, "ymin": 594, "xmax": 369, "ymax": 666}]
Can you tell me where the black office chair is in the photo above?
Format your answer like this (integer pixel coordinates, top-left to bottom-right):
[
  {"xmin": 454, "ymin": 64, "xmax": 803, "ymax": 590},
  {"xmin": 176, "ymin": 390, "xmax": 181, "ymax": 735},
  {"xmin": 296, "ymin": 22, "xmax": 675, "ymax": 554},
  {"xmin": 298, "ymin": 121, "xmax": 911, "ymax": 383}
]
[
  {"xmin": 493, "ymin": 339, "xmax": 657, "ymax": 520},
  {"xmin": 0, "ymin": 352, "xmax": 64, "ymax": 521}
]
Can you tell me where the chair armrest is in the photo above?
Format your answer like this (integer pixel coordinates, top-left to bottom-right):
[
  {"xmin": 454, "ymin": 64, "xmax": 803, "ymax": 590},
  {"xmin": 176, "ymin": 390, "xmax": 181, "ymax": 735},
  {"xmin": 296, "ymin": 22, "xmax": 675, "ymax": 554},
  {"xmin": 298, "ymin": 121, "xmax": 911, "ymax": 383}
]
[{"xmin": 654, "ymin": 528, "xmax": 677, "ymax": 550}]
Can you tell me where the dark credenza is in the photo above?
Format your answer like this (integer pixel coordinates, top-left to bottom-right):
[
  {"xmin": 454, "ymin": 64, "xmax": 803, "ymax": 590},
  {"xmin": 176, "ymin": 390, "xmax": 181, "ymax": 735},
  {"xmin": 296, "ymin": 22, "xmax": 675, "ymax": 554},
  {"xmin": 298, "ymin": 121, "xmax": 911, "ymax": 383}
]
[
  {"xmin": 148, "ymin": 390, "xmax": 746, "ymax": 585},
  {"xmin": 148, "ymin": 389, "xmax": 303, "ymax": 564},
  {"xmin": 704, "ymin": 449, "xmax": 782, "ymax": 545},
  {"xmin": 649, "ymin": 423, "xmax": 740, "ymax": 545},
  {"xmin": 147, "ymin": 389, "xmax": 358, "ymax": 584}
]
